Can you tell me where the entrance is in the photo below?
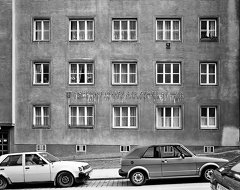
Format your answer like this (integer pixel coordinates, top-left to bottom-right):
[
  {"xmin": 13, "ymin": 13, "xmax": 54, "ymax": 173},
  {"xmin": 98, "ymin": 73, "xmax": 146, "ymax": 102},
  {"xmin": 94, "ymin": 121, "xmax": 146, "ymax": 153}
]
[{"xmin": 0, "ymin": 131, "xmax": 8, "ymax": 155}]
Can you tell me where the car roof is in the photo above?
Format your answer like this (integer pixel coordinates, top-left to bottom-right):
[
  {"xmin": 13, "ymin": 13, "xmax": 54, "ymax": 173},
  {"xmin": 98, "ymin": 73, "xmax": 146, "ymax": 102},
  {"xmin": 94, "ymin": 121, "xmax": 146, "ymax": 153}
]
[{"xmin": 0, "ymin": 152, "xmax": 45, "ymax": 157}]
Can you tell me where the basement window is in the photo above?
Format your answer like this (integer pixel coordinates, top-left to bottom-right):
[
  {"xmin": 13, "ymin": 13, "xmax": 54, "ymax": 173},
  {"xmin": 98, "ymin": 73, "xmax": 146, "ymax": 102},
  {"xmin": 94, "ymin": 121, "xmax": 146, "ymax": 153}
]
[
  {"xmin": 120, "ymin": 145, "xmax": 130, "ymax": 152},
  {"xmin": 204, "ymin": 146, "xmax": 214, "ymax": 153},
  {"xmin": 76, "ymin": 145, "xmax": 86, "ymax": 153},
  {"xmin": 36, "ymin": 144, "xmax": 47, "ymax": 152}
]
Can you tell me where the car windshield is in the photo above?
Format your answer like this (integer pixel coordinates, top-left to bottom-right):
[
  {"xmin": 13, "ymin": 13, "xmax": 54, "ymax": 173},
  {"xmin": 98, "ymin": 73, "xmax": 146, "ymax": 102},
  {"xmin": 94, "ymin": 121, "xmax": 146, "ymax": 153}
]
[{"xmin": 39, "ymin": 152, "xmax": 60, "ymax": 163}]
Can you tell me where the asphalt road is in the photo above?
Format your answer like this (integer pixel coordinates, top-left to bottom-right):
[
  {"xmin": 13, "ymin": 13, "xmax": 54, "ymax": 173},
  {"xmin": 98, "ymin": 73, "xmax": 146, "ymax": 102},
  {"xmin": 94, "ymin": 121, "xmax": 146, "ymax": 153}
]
[{"xmin": 7, "ymin": 178, "xmax": 211, "ymax": 190}]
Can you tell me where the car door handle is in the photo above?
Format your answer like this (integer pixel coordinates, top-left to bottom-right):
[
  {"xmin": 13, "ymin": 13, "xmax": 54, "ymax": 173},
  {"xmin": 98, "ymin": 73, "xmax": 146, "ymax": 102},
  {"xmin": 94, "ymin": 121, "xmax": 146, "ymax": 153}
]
[
  {"xmin": 25, "ymin": 167, "xmax": 30, "ymax": 169},
  {"xmin": 162, "ymin": 160, "xmax": 168, "ymax": 163}
]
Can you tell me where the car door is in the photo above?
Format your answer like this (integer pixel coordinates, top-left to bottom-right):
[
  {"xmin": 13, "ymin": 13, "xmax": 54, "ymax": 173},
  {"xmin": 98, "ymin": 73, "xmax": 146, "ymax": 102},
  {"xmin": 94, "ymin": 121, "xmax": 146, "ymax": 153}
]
[
  {"xmin": 0, "ymin": 154, "xmax": 24, "ymax": 182},
  {"xmin": 24, "ymin": 153, "xmax": 51, "ymax": 182},
  {"xmin": 140, "ymin": 146, "xmax": 162, "ymax": 178},
  {"xmin": 160, "ymin": 145, "xmax": 197, "ymax": 177},
  {"xmin": 222, "ymin": 162, "xmax": 240, "ymax": 189}
]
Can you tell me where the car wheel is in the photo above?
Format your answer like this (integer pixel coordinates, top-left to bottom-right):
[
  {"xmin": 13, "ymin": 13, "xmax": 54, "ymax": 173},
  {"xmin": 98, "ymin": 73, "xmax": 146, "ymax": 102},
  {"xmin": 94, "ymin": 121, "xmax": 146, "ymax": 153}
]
[
  {"xmin": 0, "ymin": 176, "xmax": 7, "ymax": 190},
  {"xmin": 202, "ymin": 167, "xmax": 215, "ymax": 181},
  {"xmin": 130, "ymin": 170, "xmax": 147, "ymax": 186},
  {"xmin": 56, "ymin": 171, "xmax": 74, "ymax": 187}
]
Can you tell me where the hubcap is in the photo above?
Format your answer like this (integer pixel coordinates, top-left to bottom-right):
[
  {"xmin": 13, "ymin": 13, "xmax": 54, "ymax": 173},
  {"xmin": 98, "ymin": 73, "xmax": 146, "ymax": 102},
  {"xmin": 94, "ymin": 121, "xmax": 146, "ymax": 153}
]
[
  {"xmin": 205, "ymin": 169, "xmax": 213, "ymax": 180},
  {"xmin": 133, "ymin": 172, "xmax": 144, "ymax": 184},
  {"xmin": 62, "ymin": 175, "xmax": 70, "ymax": 184}
]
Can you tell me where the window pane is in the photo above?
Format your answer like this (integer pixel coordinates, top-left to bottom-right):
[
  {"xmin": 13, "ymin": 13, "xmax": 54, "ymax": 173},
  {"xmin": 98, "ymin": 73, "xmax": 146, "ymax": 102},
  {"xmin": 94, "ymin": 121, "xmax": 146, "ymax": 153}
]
[
  {"xmin": 209, "ymin": 64, "xmax": 215, "ymax": 73},
  {"xmin": 201, "ymin": 108, "xmax": 207, "ymax": 117},
  {"xmin": 173, "ymin": 74, "xmax": 179, "ymax": 83},
  {"xmin": 157, "ymin": 21, "xmax": 163, "ymax": 30},
  {"xmin": 165, "ymin": 74, "xmax": 171, "ymax": 83},
  {"xmin": 44, "ymin": 31, "xmax": 49, "ymax": 40},
  {"xmin": 43, "ymin": 64, "xmax": 49, "ymax": 73},
  {"xmin": 44, "ymin": 21, "xmax": 49, "ymax": 30},
  {"xmin": 71, "ymin": 21, "xmax": 77, "ymax": 30},
  {"xmin": 209, "ymin": 108, "xmax": 215, "ymax": 117},
  {"xmin": 165, "ymin": 64, "xmax": 171, "ymax": 73},
  {"xmin": 157, "ymin": 64, "xmax": 163, "ymax": 73},
  {"xmin": 173, "ymin": 108, "xmax": 179, "ymax": 116},
  {"xmin": 201, "ymin": 21, "xmax": 207, "ymax": 30},
  {"xmin": 157, "ymin": 74, "xmax": 163, "ymax": 83},
  {"xmin": 173, "ymin": 64, "xmax": 179, "ymax": 73},
  {"xmin": 209, "ymin": 75, "xmax": 215, "ymax": 83},
  {"xmin": 201, "ymin": 75, "xmax": 207, "ymax": 83},
  {"xmin": 114, "ymin": 21, "xmax": 120, "ymax": 30},
  {"xmin": 201, "ymin": 64, "xmax": 207, "ymax": 73},
  {"xmin": 121, "ymin": 21, "xmax": 127, "ymax": 30},
  {"xmin": 43, "ymin": 74, "xmax": 49, "ymax": 83},
  {"xmin": 165, "ymin": 108, "xmax": 171, "ymax": 117},
  {"xmin": 129, "ymin": 64, "xmax": 136, "ymax": 73},
  {"xmin": 173, "ymin": 21, "xmax": 179, "ymax": 30},
  {"xmin": 122, "ymin": 107, "xmax": 128, "ymax": 116},
  {"xmin": 35, "ymin": 21, "xmax": 41, "ymax": 30},
  {"xmin": 114, "ymin": 107, "xmax": 120, "ymax": 116},
  {"xmin": 87, "ymin": 21, "xmax": 93, "ymax": 30},
  {"xmin": 130, "ymin": 21, "xmax": 136, "ymax": 30},
  {"xmin": 36, "ymin": 74, "xmax": 42, "ymax": 83},
  {"xmin": 79, "ymin": 21, "xmax": 85, "ymax": 30},
  {"xmin": 87, "ymin": 107, "xmax": 93, "ymax": 116}
]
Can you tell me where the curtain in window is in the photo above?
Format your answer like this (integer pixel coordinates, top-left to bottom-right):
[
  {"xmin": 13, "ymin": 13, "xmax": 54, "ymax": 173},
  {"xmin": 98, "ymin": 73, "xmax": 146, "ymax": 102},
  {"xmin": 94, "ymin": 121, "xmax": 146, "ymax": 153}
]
[
  {"xmin": 209, "ymin": 108, "xmax": 216, "ymax": 125},
  {"xmin": 79, "ymin": 21, "xmax": 85, "ymax": 40},
  {"xmin": 157, "ymin": 21, "xmax": 163, "ymax": 40},
  {"xmin": 43, "ymin": 107, "xmax": 49, "ymax": 125},
  {"xmin": 113, "ymin": 21, "xmax": 120, "ymax": 40},
  {"xmin": 209, "ymin": 21, "xmax": 216, "ymax": 37},
  {"xmin": 165, "ymin": 108, "xmax": 171, "ymax": 127},
  {"xmin": 130, "ymin": 107, "xmax": 136, "ymax": 126},
  {"xmin": 129, "ymin": 21, "xmax": 136, "ymax": 40},
  {"xmin": 71, "ymin": 21, "xmax": 77, "ymax": 40},
  {"xmin": 201, "ymin": 108, "xmax": 208, "ymax": 126},
  {"xmin": 78, "ymin": 107, "xmax": 85, "ymax": 125},
  {"xmin": 43, "ymin": 21, "xmax": 50, "ymax": 40},
  {"xmin": 78, "ymin": 64, "xmax": 85, "ymax": 83},
  {"xmin": 35, "ymin": 107, "xmax": 42, "ymax": 125},
  {"xmin": 43, "ymin": 64, "xmax": 49, "ymax": 83},
  {"xmin": 121, "ymin": 21, "xmax": 128, "ymax": 40},
  {"xmin": 129, "ymin": 64, "xmax": 136, "ymax": 83},
  {"xmin": 70, "ymin": 64, "xmax": 77, "ymax": 83},
  {"xmin": 173, "ymin": 107, "xmax": 180, "ymax": 127},
  {"xmin": 114, "ymin": 107, "xmax": 120, "ymax": 126},
  {"xmin": 165, "ymin": 21, "xmax": 171, "ymax": 40},
  {"xmin": 87, "ymin": 107, "xmax": 93, "ymax": 125},
  {"xmin": 87, "ymin": 64, "xmax": 93, "ymax": 83},
  {"xmin": 122, "ymin": 107, "xmax": 128, "ymax": 126},
  {"xmin": 173, "ymin": 21, "xmax": 179, "ymax": 40},
  {"xmin": 70, "ymin": 107, "xmax": 77, "ymax": 125},
  {"xmin": 35, "ymin": 64, "xmax": 42, "ymax": 83},
  {"xmin": 35, "ymin": 21, "xmax": 42, "ymax": 40},
  {"xmin": 87, "ymin": 21, "xmax": 93, "ymax": 40},
  {"xmin": 121, "ymin": 64, "xmax": 128, "ymax": 83},
  {"xmin": 114, "ymin": 64, "xmax": 120, "ymax": 83}
]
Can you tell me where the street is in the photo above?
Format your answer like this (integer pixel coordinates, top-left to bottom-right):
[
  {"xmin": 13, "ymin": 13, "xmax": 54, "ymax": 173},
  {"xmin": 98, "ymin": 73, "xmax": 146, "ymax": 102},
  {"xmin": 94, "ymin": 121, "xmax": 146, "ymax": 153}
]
[{"xmin": 7, "ymin": 178, "xmax": 211, "ymax": 190}]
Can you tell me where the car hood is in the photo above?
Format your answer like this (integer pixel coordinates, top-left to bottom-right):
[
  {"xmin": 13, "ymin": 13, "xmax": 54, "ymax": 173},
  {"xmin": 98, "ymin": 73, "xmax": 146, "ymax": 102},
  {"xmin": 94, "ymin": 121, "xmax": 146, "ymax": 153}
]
[
  {"xmin": 51, "ymin": 160, "xmax": 89, "ymax": 167},
  {"xmin": 195, "ymin": 155, "xmax": 228, "ymax": 163}
]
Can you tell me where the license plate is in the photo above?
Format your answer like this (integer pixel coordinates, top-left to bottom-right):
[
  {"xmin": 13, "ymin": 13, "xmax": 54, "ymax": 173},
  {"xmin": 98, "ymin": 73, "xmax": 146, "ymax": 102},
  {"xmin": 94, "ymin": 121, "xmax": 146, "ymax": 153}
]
[{"xmin": 217, "ymin": 183, "xmax": 229, "ymax": 190}]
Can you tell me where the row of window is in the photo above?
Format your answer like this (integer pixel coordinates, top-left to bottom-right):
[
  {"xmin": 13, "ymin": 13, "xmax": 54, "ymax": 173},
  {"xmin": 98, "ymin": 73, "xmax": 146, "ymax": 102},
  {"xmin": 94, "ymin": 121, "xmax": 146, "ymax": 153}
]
[
  {"xmin": 33, "ymin": 61, "xmax": 217, "ymax": 85},
  {"xmin": 33, "ymin": 105, "xmax": 218, "ymax": 129},
  {"xmin": 33, "ymin": 18, "xmax": 218, "ymax": 42}
]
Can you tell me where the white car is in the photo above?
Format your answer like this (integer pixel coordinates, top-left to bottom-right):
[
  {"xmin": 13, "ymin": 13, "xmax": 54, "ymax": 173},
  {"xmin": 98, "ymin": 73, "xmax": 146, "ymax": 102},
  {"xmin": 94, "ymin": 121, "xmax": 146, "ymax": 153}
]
[{"xmin": 0, "ymin": 152, "xmax": 92, "ymax": 189}]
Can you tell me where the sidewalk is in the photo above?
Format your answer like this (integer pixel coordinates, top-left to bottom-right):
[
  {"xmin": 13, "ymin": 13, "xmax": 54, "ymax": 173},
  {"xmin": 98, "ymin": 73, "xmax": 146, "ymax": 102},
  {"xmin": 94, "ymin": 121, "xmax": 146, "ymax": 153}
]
[{"xmin": 90, "ymin": 168, "xmax": 123, "ymax": 180}]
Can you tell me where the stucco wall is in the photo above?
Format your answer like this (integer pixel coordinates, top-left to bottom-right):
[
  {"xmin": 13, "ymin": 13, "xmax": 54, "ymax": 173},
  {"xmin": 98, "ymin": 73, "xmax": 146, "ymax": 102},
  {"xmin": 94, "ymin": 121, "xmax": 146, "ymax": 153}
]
[
  {"xmin": 0, "ymin": 0, "xmax": 12, "ymax": 125},
  {"xmin": 14, "ymin": 0, "xmax": 239, "ymax": 150}
]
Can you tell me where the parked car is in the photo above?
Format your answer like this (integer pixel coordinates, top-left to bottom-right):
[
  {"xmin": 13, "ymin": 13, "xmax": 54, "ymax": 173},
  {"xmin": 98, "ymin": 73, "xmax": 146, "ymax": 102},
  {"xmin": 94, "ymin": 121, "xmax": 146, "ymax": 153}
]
[
  {"xmin": 210, "ymin": 155, "xmax": 240, "ymax": 190},
  {"xmin": 119, "ymin": 144, "xmax": 228, "ymax": 185},
  {"xmin": 0, "ymin": 151, "xmax": 92, "ymax": 189}
]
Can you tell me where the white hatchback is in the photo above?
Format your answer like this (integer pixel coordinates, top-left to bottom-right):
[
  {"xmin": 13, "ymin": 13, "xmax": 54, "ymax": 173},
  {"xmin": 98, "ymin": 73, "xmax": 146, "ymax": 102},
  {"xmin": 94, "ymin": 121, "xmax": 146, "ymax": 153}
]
[{"xmin": 0, "ymin": 152, "xmax": 92, "ymax": 189}]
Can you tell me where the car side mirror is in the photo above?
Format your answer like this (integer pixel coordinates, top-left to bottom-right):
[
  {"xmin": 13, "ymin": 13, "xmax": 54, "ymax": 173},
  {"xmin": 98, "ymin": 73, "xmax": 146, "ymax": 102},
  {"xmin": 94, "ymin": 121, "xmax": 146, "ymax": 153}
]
[{"xmin": 181, "ymin": 154, "xmax": 185, "ymax": 159}]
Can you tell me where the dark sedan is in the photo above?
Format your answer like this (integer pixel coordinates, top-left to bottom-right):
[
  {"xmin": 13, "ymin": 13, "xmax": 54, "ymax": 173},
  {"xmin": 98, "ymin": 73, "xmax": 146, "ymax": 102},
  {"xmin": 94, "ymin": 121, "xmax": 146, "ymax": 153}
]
[{"xmin": 210, "ymin": 155, "xmax": 240, "ymax": 190}]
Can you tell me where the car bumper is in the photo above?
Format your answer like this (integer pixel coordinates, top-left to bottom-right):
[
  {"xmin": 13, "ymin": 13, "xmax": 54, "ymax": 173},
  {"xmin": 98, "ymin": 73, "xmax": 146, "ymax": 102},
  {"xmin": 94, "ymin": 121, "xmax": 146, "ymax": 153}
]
[
  {"xmin": 118, "ymin": 169, "xmax": 128, "ymax": 177},
  {"xmin": 76, "ymin": 168, "xmax": 93, "ymax": 183}
]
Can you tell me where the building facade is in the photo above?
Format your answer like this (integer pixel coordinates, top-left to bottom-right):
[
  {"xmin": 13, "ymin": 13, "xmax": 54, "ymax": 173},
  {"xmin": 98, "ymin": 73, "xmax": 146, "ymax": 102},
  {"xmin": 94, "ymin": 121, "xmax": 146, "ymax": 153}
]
[{"xmin": 8, "ymin": 0, "xmax": 240, "ymax": 157}]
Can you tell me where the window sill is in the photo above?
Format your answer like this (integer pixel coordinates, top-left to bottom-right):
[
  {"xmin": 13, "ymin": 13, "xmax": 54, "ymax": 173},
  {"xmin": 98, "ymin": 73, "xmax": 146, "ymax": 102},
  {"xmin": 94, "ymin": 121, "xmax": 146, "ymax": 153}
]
[
  {"xmin": 32, "ymin": 40, "xmax": 50, "ymax": 43},
  {"xmin": 69, "ymin": 83, "xmax": 95, "ymax": 86},
  {"xmin": 156, "ymin": 40, "xmax": 182, "ymax": 42},
  {"xmin": 32, "ymin": 125, "xmax": 51, "ymax": 129},
  {"xmin": 112, "ymin": 127, "xmax": 138, "ymax": 129},
  {"xmin": 200, "ymin": 38, "xmax": 218, "ymax": 42},
  {"xmin": 112, "ymin": 83, "xmax": 138, "ymax": 86},
  {"xmin": 33, "ymin": 83, "xmax": 50, "ymax": 86},
  {"xmin": 69, "ymin": 40, "xmax": 94, "ymax": 42},
  {"xmin": 69, "ymin": 125, "xmax": 94, "ymax": 129},
  {"xmin": 112, "ymin": 40, "xmax": 138, "ymax": 42},
  {"xmin": 156, "ymin": 127, "xmax": 182, "ymax": 130},
  {"xmin": 200, "ymin": 127, "xmax": 218, "ymax": 130}
]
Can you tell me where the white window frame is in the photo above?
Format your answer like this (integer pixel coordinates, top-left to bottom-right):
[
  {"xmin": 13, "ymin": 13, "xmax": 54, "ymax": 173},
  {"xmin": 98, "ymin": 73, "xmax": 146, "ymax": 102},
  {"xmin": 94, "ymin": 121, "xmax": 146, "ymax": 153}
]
[
  {"xmin": 200, "ymin": 19, "xmax": 217, "ymax": 39},
  {"xmin": 33, "ymin": 106, "xmax": 50, "ymax": 127},
  {"xmin": 33, "ymin": 19, "xmax": 50, "ymax": 41},
  {"xmin": 69, "ymin": 19, "xmax": 94, "ymax": 41},
  {"xmin": 156, "ymin": 62, "xmax": 181, "ymax": 84},
  {"xmin": 120, "ymin": 145, "xmax": 130, "ymax": 152},
  {"xmin": 113, "ymin": 106, "xmax": 138, "ymax": 129},
  {"xmin": 156, "ymin": 19, "xmax": 181, "ymax": 41},
  {"xmin": 112, "ymin": 19, "xmax": 137, "ymax": 41},
  {"xmin": 200, "ymin": 107, "xmax": 217, "ymax": 129},
  {"xmin": 200, "ymin": 62, "xmax": 217, "ymax": 85},
  {"xmin": 69, "ymin": 62, "xmax": 94, "ymax": 85},
  {"xmin": 156, "ymin": 106, "xmax": 182, "ymax": 129},
  {"xmin": 112, "ymin": 62, "xmax": 137, "ymax": 85},
  {"xmin": 76, "ymin": 145, "xmax": 86, "ymax": 153},
  {"xmin": 204, "ymin": 146, "xmax": 214, "ymax": 153},
  {"xmin": 33, "ymin": 62, "xmax": 50, "ymax": 85},
  {"xmin": 69, "ymin": 106, "xmax": 94, "ymax": 127}
]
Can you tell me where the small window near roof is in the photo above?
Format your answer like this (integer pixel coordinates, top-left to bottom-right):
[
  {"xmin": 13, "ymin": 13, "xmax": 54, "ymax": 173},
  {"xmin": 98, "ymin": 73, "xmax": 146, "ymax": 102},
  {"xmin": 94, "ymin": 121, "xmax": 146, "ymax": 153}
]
[
  {"xmin": 36, "ymin": 144, "xmax": 47, "ymax": 152},
  {"xmin": 204, "ymin": 146, "xmax": 214, "ymax": 153},
  {"xmin": 76, "ymin": 145, "xmax": 86, "ymax": 153},
  {"xmin": 120, "ymin": 145, "xmax": 130, "ymax": 152}
]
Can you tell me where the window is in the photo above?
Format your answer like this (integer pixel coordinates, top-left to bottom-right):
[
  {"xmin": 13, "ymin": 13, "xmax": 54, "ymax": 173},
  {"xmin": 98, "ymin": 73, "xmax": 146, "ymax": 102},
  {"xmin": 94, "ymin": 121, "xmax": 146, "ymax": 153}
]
[
  {"xmin": 156, "ymin": 19, "xmax": 181, "ymax": 41},
  {"xmin": 69, "ymin": 106, "xmax": 94, "ymax": 127},
  {"xmin": 113, "ymin": 106, "xmax": 137, "ymax": 128},
  {"xmin": 204, "ymin": 146, "xmax": 214, "ymax": 153},
  {"xmin": 156, "ymin": 62, "xmax": 181, "ymax": 84},
  {"xmin": 0, "ymin": 155, "xmax": 22, "ymax": 166},
  {"xmin": 69, "ymin": 19, "xmax": 94, "ymax": 41},
  {"xmin": 120, "ymin": 145, "xmax": 130, "ymax": 152},
  {"xmin": 201, "ymin": 107, "xmax": 217, "ymax": 129},
  {"xmin": 33, "ymin": 106, "xmax": 50, "ymax": 128},
  {"xmin": 156, "ymin": 106, "xmax": 181, "ymax": 129},
  {"xmin": 200, "ymin": 62, "xmax": 217, "ymax": 85},
  {"xmin": 69, "ymin": 62, "xmax": 94, "ymax": 84},
  {"xmin": 142, "ymin": 146, "xmax": 161, "ymax": 158},
  {"xmin": 33, "ymin": 19, "xmax": 50, "ymax": 41},
  {"xmin": 200, "ymin": 19, "xmax": 218, "ymax": 41},
  {"xmin": 112, "ymin": 62, "xmax": 137, "ymax": 85},
  {"xmin": 76, "ymin": 145, "xmax": 86, "ymax": 153},
  {"xmin": 112, "ymin": 19, "xmax": 137, "ymax": 41},
  {"xmin": 33, "ymin": 62, "xmax": 50, "ymax": 85},
  {"xmin": 36, "ymin": 144, "xmax": 47, "ymax": 152}
]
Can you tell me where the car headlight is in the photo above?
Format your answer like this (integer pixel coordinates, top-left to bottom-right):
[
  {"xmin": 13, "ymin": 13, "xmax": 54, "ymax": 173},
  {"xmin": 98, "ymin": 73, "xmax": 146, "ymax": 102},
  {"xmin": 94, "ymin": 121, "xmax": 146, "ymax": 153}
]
[
  {"xmin": 79, "ymin": 166, "xmax": 83, "ymax": 172},
  {"xmin": 219, "ymin": 167, "xmax": 225, "ymax": 172}
]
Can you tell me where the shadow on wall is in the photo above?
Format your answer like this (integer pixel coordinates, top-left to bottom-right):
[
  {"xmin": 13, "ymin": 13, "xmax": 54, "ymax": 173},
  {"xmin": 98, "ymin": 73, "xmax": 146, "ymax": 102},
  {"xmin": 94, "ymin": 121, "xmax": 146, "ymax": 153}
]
[{"xmin": 222, "ymin": 126, "xmax": 239, "ymax": 146}]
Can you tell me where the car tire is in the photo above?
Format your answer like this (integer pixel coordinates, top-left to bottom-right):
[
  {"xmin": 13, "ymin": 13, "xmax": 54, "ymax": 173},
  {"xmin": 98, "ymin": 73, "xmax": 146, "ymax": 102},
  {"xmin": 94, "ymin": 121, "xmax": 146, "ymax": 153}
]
[
  {"xmin": 56, "ymin": 171, "xmax": 74, "ymax": 187},
  {"xmin": 201, "ymin": 167, "xmax": 215, "ymax": 181},
  {"xmin": 0, "ymin": 176, "xmax": 7, "ymax": 190},
  {"xmin": 129, "ymin": 170, "xmax": 147, "ymax": 186}
]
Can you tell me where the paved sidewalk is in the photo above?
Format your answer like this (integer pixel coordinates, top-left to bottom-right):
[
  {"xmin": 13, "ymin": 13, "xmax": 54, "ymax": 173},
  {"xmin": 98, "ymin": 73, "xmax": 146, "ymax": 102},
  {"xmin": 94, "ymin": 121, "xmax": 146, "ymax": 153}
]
[{"xmin": 90, "ymin": 168, "xmax": 122, "ymax": 180}]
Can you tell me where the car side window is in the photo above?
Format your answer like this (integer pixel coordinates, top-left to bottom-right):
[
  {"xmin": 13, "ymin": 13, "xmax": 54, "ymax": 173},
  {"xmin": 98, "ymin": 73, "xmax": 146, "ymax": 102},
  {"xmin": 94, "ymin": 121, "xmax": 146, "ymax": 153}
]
[
  {"xmin": 142, "ymin": 146, "xmax": 161, "ymax": 158},
  {"xmin": 0, "ymin": 155, "xmax": 22, "ymax": 166},
  {"xmin": 160, "ymin": 146, "xmax": 181, "ymax": 158},
  {"xmin": 25, "ymin": 154, "xmax": 47, "ymax": 165}
]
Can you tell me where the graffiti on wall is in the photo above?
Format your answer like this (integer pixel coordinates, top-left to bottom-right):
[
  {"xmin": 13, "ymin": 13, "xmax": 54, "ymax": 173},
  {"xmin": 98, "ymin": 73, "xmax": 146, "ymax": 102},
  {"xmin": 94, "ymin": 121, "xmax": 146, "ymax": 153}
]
[{"xmin": 66, "ymin": 90, "xmax": 184, "ymax": 104}]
